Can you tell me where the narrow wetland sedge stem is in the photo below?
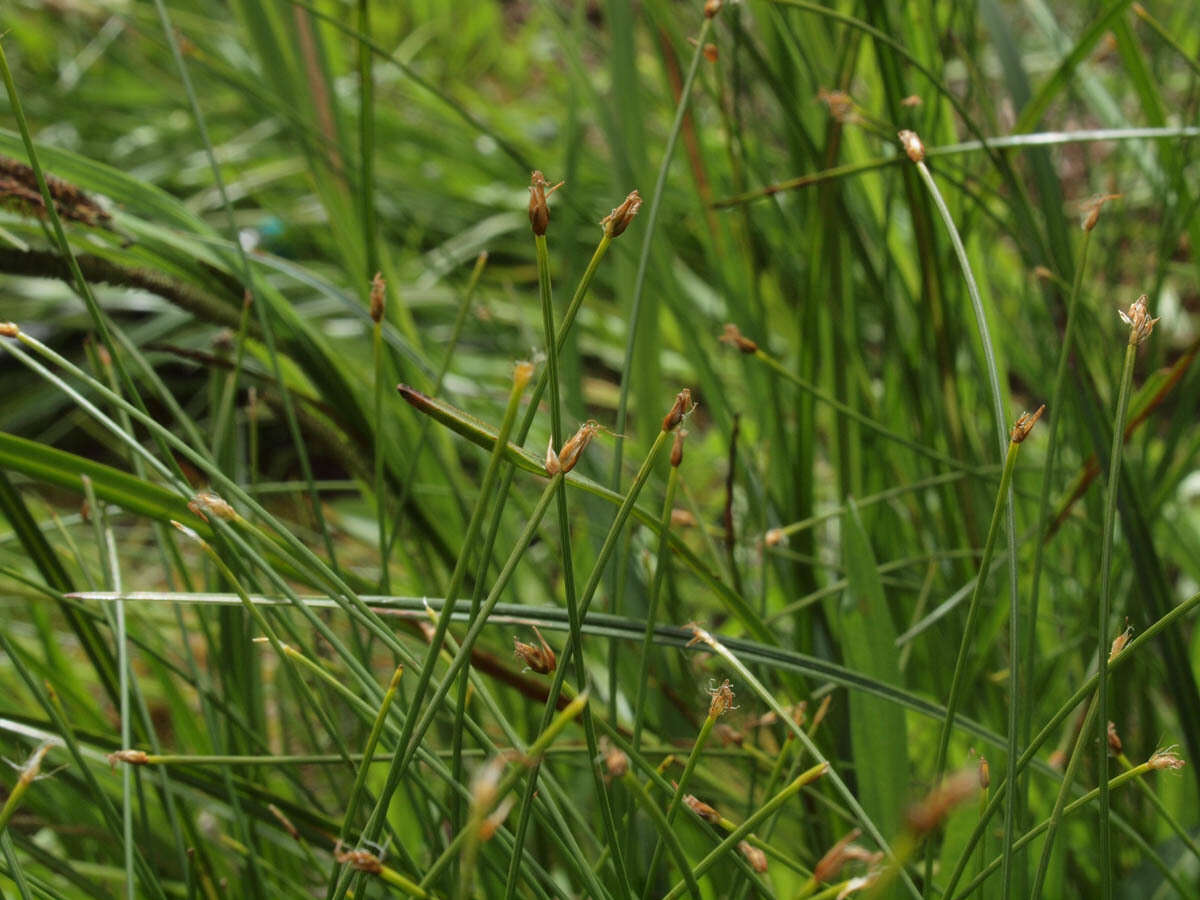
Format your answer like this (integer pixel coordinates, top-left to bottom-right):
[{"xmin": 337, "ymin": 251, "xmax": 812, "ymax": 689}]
[
  {"xmin": 906, "ymin": 133, "xmax": 1022, "ymax": 898},
  {"xmin": 660, "ymin": 762, "xmax": 830, "ymax": 900},
  {"xmin": 342, "ymin": 362, "xmax": 531, "ymax": 890},
  {"xmin": 1095, "ymin": 335, "xmax": 1141, "ymax": 897},
  {"xmin": 0, "ymin": 743, "xmax": 52, "ymax": 835},
  {"xmin": 622, "ymin": 770, "xmax": 703, "ymax": 900}
]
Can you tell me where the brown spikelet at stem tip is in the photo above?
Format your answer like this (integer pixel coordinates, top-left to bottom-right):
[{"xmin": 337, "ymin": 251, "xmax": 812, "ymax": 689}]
[
  {"xmin": 671, "ymin": 508, "xmax": 696, "ymax": 527},
  {"xmin": 1082, "ymin": 193, "xmax": 1122, "ymax": 231},
  {"xmin": 704, "ymin": 0, "xmax": 723, "ymax": 18},
  {"xmin": 703, "ymin": 43, "xmax": 718, "ymax": 62},
  {"xmin": 898, "ymin": 129, "xmax": 925, "ymax": 163},
  {"xmin": 528, "ymin": 170, "xmax": 564, "ymax": 236},
  {"xmin": 107, "ymin": 749, "xmax": 148, "ymax": 770},
  {"xmin": 188, "ymin": 491, "xmax": 236, "ymax": 522},
  {"xmin": 901, "ymin": 94, "xmax": 923, "ymax": 107},
  {"xmin": 1149, "ymin": 747, "xmax": 1186, "ymax": 771},
  {"xmin": 683, "ymin": 794, "xmax": 721, "ymax": 823},
  {"xmin": 1110, "ymin": 622, "xmax": 1133, "ymax": 659},
  {"xmin": 764, "ymin": 527, "xmax": 785, "ymax": 547},
  {"xmin": 1119, "ymin": 294, "xmax": 1159, "ymax": 346},
  {"xmin": 602, "ymin": 189, "xmax": 642, "ymax": 238},
  {"xmin": 0, "ymin": 322, "xmax": 19, "ymax": 338},
  {"xmin": 671, "ymin": 429, "xmax": 687, "ymax": 467},
  {"xmin": 707, "ymin": 678, "xmax": 736, "ymax": 718},
  {"xmin": 978, "ymin": 755, "xmax": 990, "ymax": 789},
  {"xmin": 600, "ymin": 738, "xmax": 628, "ymax": 781},
  {"xmin": 738, "ymin": 840, "xmax": 768, "ymax": 874},
  {"xmin": 1033, "ymin": 265, "xmax": 1055, "ymax": 281},
  {"xmin": 334, "ymin": 841, "xmax": 384, "ymax": 875},
  {"xmin": 548, "ymin": 420, "xmax": 601, "ymax": 475},
  {"xmin": 513, "ymin": 360, "xmax": 535, "ymax": 390},
  {"xmin": 1107, "ymin": 721, "xmax": 1123, "ymax": 756},
  {"xmin": 369, "ymin": 272, "xmax": 385, "ymax": 323},
  {"xmin": 1010, "ymin": 404, "xmax": 1045, "ymax": 443},
  {"xmin": 662, "ymin": 388, "xmax": 694, "ymax": 432},
  {"xmin": 813, "ymin": 828, "xmax": 862, "ymax": 883},
  {"xmin": 905, "ymin": 769, "xmax": 979, "ymax": 834},
  {"xmin": 514, "ymin": 625, "xmax": 556, "ymax": 674},
  {"xmin": 818, "ymin": 88, "xmax": 855, "ymax": 124},
  {"xmin": 720, "ymin": 322, "xmax": 758, "ymax": 354}
]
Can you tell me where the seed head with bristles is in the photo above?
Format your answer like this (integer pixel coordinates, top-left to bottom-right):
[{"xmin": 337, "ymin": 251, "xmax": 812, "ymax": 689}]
[
  {"xmin": 897, "ymin": 129, "xmax": 925, "ymax": 163},
  {"xmin": 813, "ymin": 828, "xmax": 863, "ymax": 883},
  {"xmin": 513, "ymin": 625, "xmax": 556, "ymax": 674},
  {"xmin": 528, "ymin": 170, "xmax": 564, "ymax": 236},
  {"xmin": 719, "ymin": 323, "xmax": 758, "ymax": 354},
  {"xmin": 1110, "ymin": 622, "xmax": 1134, "ymax": 660},
  {"xmin": 1107, "ymin": 721, "xmax": 1123, "ymax": 756},
  {"xmin": 1149, "ymin": 747, "xmax": 1186, "ymax": 771},
  {"xmin": 738, "ymin": 840, "xmax": 768, "ymax": 873},
  {"xmin": 706, "ymin": 678, "xmax": 736, "ymax": 718},
  {"xmin": 1118, "ymin": 294, "xmax": 1159, "ymax": 346},
  {"xmin": 1081, "ymin": 193, "xmax": 1121, "ymax": 231},
  {"xmin": 601, "ymin": 190, "xmax": 642, "ymax": 238},
  {"xmin": 683, "ymin": 794, "xmax": 721, "ymax": 823},
  {"xmin": 1010, "ymin": 404, "xmax": 1046, "ymax": 444}
]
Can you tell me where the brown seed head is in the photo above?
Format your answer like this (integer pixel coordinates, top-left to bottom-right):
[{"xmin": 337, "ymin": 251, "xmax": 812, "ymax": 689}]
[
  {"xmin": 513, "ymin": 360, "xmax": 535, "ymax": 391},
  {"xmin": 334, "ymin": 843, "xmax": 383, "ymax": 875},
  {"xmin": 813, "ymin": 828, "xmax": 862, "ymax": 883},
  {"xmin": 0, "ymin": 322, "xmax": 19, "ymax": 338},
  {"xmin": 703, "ymin": 43, "xmax": 719, "ymax": 62},
  {"xmin": 557, "ymin": 421, "xmax": 602, "ymax": 474},
  {"xmin": 601, "ymin": 189, "xmax": 642, "ymax": 238},
  {"xmin": 671, "ymin": 508, "xmax": 696, "ymax": 527},
  {"xmin": 1119, "ymin": 294, "xmax": 1159, "ymax": 346},
  {"xmin": 764, "ymin": 527, "xmax": 786, "ymax": 547},
  {"xmin": 513, "ymin": 625, "xmax": 556, "ymax": 674},
  {"xmin": 1010, "ymin": 404, "xmax": 1046, "ymax": 444},
  {"xmin": 978, "ymin": 755, "xmax": 990, "ymax": 790},
  {"xmin": 898, "ymin": 129, "xmax": 925, "ymax": 163},
  {"xmin": 704, "ymin": 0, "xmax": 722, "ymax": 18},
  {"xmin": 1107, "ymin": 721, "xmax": 1123, "ymax": 756},
  {"xmin": 1082, "ymin": 193, "xmax": 1121, "ymax": 231},
  {"xmin": 1149, "ymin": 747, "xmax": 1186, "ymax": 771},
  {"xmin": 662, "ymin": 388, "xmax": 694, "ymax": 432},
  {"xmin": 707, "ymin": 678, "xmax": 736, "ymax": 718},
  {"xmin": 188, "ymin": 491, "xmax": 236, "ymax": 523},
  {"xmin": 901, "ymin": 94, "xmax": 923, "ymax": 107},
  {"xmin": 671, "ymin": 428, "xmax": 687, "ymax": 468},
  {"xmin": 905, "ymin": 769, "xmax": 979, "ymax": 834},
  {"xmin": 1110, "ymin": 623, "xmax": 1134, "ymax": 660},
  {"xmin": 1033, "ymin": 265, "xmax": 1055, "ymax": 281},
  {"xmin": 1048, "ymin": 749, "xmax": 1067, "ymax": 771},
  {"xmin": 720, "ymin": 323, "xmax": 758, "ymax": 354},
  {"xmin": 528, "ymin": 170, "xmax": 564, "ymax": 236},
  {"xmin": 107, "ymin": 749, "xmax": 148, "ymax": 770},
  {"xmin": 683, "ymin": 794, "xmax": 721, "ymax": 823},
  {"xmin": 369, "ymin": 272, "xmax": 386, "ymax": 323},
  {"xmin": 600, "ymin": 738, "xmax": 629, "ymax": 780},
  {"xmin": 818, "ymin": 88, "xmax": 855, "ymax": 124},
  {"xmin": 738, "ymin": 840, "xmax": 768, "ymax": 874}
]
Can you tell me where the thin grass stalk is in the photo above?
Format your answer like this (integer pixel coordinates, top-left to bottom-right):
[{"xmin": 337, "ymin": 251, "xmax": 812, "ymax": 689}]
[
  {"xmin": 909, "ymin": 142, "xmax": 1022, "ymax": 897},
  {"xmin": 534, "ymin": 224, "xmax": 634, "ymax": 895},
  {"xmin": 660, "ymin": 763, "xmax": 830, "ymax": 900},
  {"xmin": 339, "ymin": 362, "xmax": 531, "ymax": 892},
  {"xmin": 149, "ymin": 0, "xmax": 341, "ymax": 569},
  {"xmin": 210, "ymin": 292, "xmax": 254, "ymax": 457},
  {"xmin": 639, "ymin": 693, "xmax": 719, "ymax": 900},
  {"xmin": 505, "ymin": 425, "xmax": 674, "ymax": 896},
  {"xmin": 622, "ymin": 770, "xmax": 702, "ymax": 900},
  {"xmin": 0, "ymin": 830, "xmax": 32, "ymax": 900},
  {"xmin": 1113, "ymin": 747, "xmax": 1200, "ymax": 862},
  {"xmin": 372, "ymin": 297, "xmax": 389, "ymax": 593},
  {"xmin": 1022, "ymin": 225, "xmax": 1093, "ymax": 788},
  {"xmin": 1095, "ymin": 337, "xmax": 1140, "ymax": 898}
]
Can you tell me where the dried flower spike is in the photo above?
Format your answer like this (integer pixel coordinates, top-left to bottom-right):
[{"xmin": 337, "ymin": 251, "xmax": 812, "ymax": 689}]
[
  {"xmin": 334, "ymin": 841, "xmax": 384, "ymax": 875},
  {"xmin": 818, "ymin": 88, "xmax": 855, "ymax": 124},
  {"xmin": 720, "ymin": 322, "xmax": 758, "ymax": 354},
  {"xmin": 764, "ymin": 527, "xmax": 785, "ymax": 547},
  {"xmin": 704, "ymin": 0, "xmax": 722, "ymax": 18},
  {"xmin": 683, "ymin": 794, "xmax": 721, "ymax": 823},
  {"xmin": 0, "ymin": 322, "xmax": 19, "ymax": 338},
  {"xmin": 1107, "ymin": 721, "xmax": 1123, "ymax": 756},
  {"xmin": 369, "ymin": 272, "xmax": 386, "ymax": 323},
  {"xmin": 813, "ymin": 828, "xmax": 863, "ymax": 883},
  {"xmin": 671, "ymin": 508, "xmax": 696, "ymax": 527},
  {"xmin": 188, "ymin": 491, "xmax": 236, "ymax": 522},
  {"xmin": 905, "ymin": 768, "xmax": 979, "ymax": 834},
  {"xmin": 662, "ymin": 388, "xmax": 694, "ymax": 432},
  {"xmin": 513, "ymin": 625, "xmax": 556, "ymax": 674},
  {"xmin": 528, "ymin": 170, "xmax": 564, "ymax": 236},
  {"xmin": 901, "ymin": 94, "xmax": 923, "ymax": 107},
  {"xmin": 898, "ymin": 129, "xmax": 925, "ymax": 163},
  {"xmin": 1119, "ymin": 294, "xmax": 1158, "ymax": 346},
  {"xmin": 599, "ymin": 738, "xmax": 628, "ymax": 781},
  {"xmin": 1081, "ymin": 193, "xmax": 1121, "ymax": 232},
  {"xmin": 107, "ymin": 749, "xmax": 148, "ymax": 770},
  {"xmin": 978, "ymin": 755, "xmax": 990, "ymax": 790},
  {"xmin": 703, "ymin": 43, "xmax": 718, "ymax": 63},
  {"xmin": 1010, "ymin": 404, "xmax": 1046, "ymax": 443},
  {"xmin": 602, "ymin": 189, "xmax": 642, "ymax": 238},
  {"xmin": 1109, "ymin": 622, "xmax": 1134, "ymax": 660},
  {"xmin": 1149, "ymin": 747, "xmax": 1186, "ymax": 771},
  {"xmin": 707, "ymin": 678, "xmax": 736, "ymax": 718},
  {"xmin": 670, "ymin": 428, "xmax": 687, "ymax": 468},
  {"xmin": 738, "ymin": 840, "xmax": 768, "ymax": 873}
]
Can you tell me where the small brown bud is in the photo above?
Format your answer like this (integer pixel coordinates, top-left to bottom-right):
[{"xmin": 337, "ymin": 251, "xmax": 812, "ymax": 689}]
[
  {"xmin": 545, "ymin": 437, "xmax": 561, "ymax": 476},
  {"xmin": 738, "ymin": 840, "xmax": 768, "ymax": 873},
  {"xmin": 703, "ymin": 43, "xmax": 718, "ymax": 62},
  {"xmin": 1149, "ymin": 747, "xmax": 1186, "ymax": 771},
  {"xmin": 898, "ymin": 129, "xmax": 925, "ymax": 163},
  {"xmin": 600, "ymin": 738, "xmax": 628, "ymax": 780},
  {"xmin": 107, "ymin": 749, "xmax": 148, "ymax": 770},
  {"xmin": 662, "ymin": 389, "xmax": 694, "ymax": 432},
  {"xmin": 513, "ymin": 360, "xmax": 535, "ymax": 391},
  {"xmin": 0, "ymin": 323, "xmax": 19, "ymax": 338},
  {"xmin": 1082, "ymin": 193, "xmax": 1121, "ymax": 231},
  {"xmin": 188, "ymin": 491, "xmax": 236, "ymax": 522},
  {"xmin": 1110, "ymin": 623, "xmax": 1133, "ymax": 660},
  {"xmin": 1107, "ymin": 721, "xmax": 1123, "ymax": 756},
  {"xmin": 706, "ymin": 679, "xmax": 736, "ymax": 718},
  {"xmin": 528, "ymin": 170, "xmax": 564, "ymax": 236},
  {"xmin": 514, "ymin": 625, "xmax": 556, "ymax": 674},
  {"xmin": 96, "ymin": 344, "xmax": 112, "ymax": 367},
  {"xmin": 704, "ymin": 0, "xmax": 722, "ymax": 18},
  {"xmin": 719, "ymin": 323, "xmax": 758, "ymax": 354},
  {"xmin": 369, "ymin": 272, "xmax": 385, "ymax": 323},
  {"xmin": 671, "ymin": 429, "xmax": 687, "ymax": 467},
  {"xmin": 818, "ymin": 88, "xmax": 855, "ymax": 124},
  {"xmin": 905, "ymin": 769, "xmax": 979, "ymax": 834},
  {"xmin": 901, "ymin": 94, "xmax": 923, "ymax": 107},
  {"xmin": 548, "ymin": 420, "xmax": 601, "ymax": 475},
  {"xmin": 334, "ymin": 842, "xmax": 383, "ymax": 875},
  {"xmin": 683, "ymin": 794, "xmax": 721, "ymax": 823},
  {"xmin": 671, "ymin": 508, "xmax": 696, "ymax": 527},
  {"xmin": 602, "ymin": 190, "xmax": 642, "ymax": 238},
  {"xmin": 1033, "ymin": 265, "xmax": 1055, "ymax": 281},
  {"xmin": 1048, "ymin": 749, "xmax": 1067, "ymax": 771},
  {"xmin": 764, "ymin": 527, "xmax": 786, "ymax": 547},
  {"xmin": 813, "ymin": 828, "xmax": 862, "ymax": 883},
  {"xmin": 1119, "ymin": 294, "xmax": 1159, "ymax": 346},
  {"xmin": 978, "ymin": 755, "xmax": 990, "ymax": 790},
  {"xmin": 1010, "ymin": 404, "xmax": 1045, "ymax": 443}
]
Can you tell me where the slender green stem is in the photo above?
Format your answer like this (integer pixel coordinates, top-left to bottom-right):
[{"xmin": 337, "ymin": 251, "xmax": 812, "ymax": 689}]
[
  {"xmin": 622, "ymin": 769, "xmax": 702, "ymax": 900},
  {"xmin": 1096, "ymin": 339, "xmax": 1138, "ymax": 897},
  {"xmin": 372, "ymin": 315, "xmax": 389, "ymax": 593}
]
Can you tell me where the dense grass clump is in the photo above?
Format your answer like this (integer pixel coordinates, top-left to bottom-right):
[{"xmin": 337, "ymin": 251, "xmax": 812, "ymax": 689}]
[{"xmin": 2, "ymin": 2, "xmax": 1200, "ymax": 898}]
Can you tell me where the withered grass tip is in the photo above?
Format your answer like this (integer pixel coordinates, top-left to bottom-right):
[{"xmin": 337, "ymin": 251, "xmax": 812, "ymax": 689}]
[
  {"xmin": 528, "ymin": 170, "xmax": 564, "ymax": 236},
  {"xmin": 0, "ymin": 322, "xmax": 18, "ymax": 338},
  {"xmin": 897, "ymin": 129, "xmax": 925, "ymax": 163},
  {"xmin": 719, "ymin": 323, "xmax": 758, "ymax": 354},
  {"xmin": 1010, "ymin": 404, "xmax": 1045, "ymax": 443},
  {"xmin": 513, "ymin": 625, "xmax": 556, "ymax": 674},
  {"xmin": 602, "ymin": 190, "xmax": 642, "ymax": 238},
  {"xmin": 369, "ymin": 272, "xmax": 385, "ymax": 323},
  {"xmin": 662, "ymin": 388, "xmax": 694, "ymax": 432}
]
